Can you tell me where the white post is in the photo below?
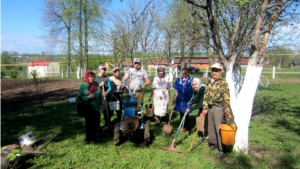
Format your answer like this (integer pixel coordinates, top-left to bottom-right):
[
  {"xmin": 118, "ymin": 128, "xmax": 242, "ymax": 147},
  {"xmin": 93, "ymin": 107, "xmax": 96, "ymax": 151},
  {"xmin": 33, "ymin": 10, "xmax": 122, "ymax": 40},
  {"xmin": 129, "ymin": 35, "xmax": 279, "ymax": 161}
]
[
  {"xmin": 44, "ymin": 66, "xmax": 47, "ymax": 77},
  {"xmin": 176, "ymin": 68, "xmax": 178, "ymax": 78},
  {"xmin": 272, "ymin": 66, "xmax": 275, "ymax": 79},
  {"xmin": 148, "ymin": 67, "xmax": 151, "ymax": 76},
  {"xmin": 206, "ymin": 67, "xmax": 208, "ymax": 78},
  {"xmin": 61, "ymin": 69, "xmax": 63, "ymax": 78}
]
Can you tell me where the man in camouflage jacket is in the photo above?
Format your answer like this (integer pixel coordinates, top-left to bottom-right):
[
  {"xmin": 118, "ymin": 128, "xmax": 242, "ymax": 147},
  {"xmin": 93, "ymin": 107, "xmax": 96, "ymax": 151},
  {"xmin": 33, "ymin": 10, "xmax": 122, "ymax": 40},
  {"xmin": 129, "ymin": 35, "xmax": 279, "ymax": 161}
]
[{"xmin": 201, "ymin": 63, "xmax": 232, "ymax": 159}]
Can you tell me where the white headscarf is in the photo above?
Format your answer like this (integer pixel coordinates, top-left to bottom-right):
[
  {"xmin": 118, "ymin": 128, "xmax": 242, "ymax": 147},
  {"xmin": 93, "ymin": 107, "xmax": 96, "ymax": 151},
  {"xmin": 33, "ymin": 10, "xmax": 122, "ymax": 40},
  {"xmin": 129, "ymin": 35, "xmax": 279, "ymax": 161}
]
[{"xmin": 192, "ymin": 78, "xmax": 203, "ymax": 91}]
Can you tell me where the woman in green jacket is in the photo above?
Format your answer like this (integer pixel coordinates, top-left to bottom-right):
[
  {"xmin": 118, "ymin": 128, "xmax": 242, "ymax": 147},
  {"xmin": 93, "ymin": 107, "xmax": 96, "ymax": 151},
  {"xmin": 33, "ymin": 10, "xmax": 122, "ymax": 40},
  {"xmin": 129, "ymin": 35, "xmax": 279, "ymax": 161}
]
[
  {"xmin": 77, "ymin": 71, "xmax": 102, "ymax": 143},
  {"xmin": 185, "ymin": 78, "xmax": 206, "ymax": 136}
]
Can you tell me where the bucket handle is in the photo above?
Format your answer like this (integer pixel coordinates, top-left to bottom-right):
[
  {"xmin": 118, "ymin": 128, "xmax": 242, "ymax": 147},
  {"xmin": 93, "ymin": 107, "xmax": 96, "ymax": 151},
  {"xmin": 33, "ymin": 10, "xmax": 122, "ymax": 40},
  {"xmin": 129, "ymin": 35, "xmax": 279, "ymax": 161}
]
[
  {"xmin": 109, "ymin": 94, "xmax": 119, "ymax": 102},
  {"xmin": 224, "ymin": 119, "xmax": 238, "ymax": 130}
]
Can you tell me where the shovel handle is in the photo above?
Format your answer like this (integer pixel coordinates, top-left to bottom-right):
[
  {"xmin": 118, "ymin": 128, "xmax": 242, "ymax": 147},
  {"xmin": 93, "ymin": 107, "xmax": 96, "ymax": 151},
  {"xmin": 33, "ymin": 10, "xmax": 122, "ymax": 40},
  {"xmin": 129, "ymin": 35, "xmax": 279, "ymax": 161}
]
[
  {"xmin": 167, "ymin": 111, "xmax": 173, "ymax": 125},
  {"xmin": 189, "ymin": 120, "xmax": 201, "ymax": 152},
  {"xmin": 101, "ymin": 85, "xmax": 106, "ymax": 100}
]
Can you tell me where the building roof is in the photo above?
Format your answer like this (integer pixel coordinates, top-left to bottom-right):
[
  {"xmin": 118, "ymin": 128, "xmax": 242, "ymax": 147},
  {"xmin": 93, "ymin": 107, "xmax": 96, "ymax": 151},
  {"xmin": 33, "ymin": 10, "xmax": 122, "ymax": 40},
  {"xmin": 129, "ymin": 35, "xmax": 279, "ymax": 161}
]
[
  {"xmin": 147, "ymin": 60, "xmax": 169, "ymax": 65},
  {"xmin": 174, "ymin": 58, "xmax": 210, "ymax": 64},
  {"xmin": 28, "ymin": 60, "xmax": 50, "ymax": 66}
]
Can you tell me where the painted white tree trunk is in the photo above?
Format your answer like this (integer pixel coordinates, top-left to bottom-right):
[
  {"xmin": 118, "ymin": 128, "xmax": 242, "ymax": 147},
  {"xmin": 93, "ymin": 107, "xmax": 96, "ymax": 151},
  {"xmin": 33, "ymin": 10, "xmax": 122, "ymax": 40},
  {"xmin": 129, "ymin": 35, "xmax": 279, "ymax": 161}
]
[
  {"xmin": 226, "ymin": 65, "xmax": 263, "ymax": 154},
  {"xmin": 76, "ymin": 67, "xmax": 81, "ymax": 79}
]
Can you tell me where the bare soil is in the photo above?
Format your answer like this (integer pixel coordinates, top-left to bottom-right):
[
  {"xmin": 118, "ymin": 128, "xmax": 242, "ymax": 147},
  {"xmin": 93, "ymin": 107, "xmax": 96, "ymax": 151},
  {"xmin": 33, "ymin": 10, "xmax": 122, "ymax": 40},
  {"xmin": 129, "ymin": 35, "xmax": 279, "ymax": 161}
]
[{"xmin": 1, "ymin": 79, "xmax": 82, "ymax": 113}]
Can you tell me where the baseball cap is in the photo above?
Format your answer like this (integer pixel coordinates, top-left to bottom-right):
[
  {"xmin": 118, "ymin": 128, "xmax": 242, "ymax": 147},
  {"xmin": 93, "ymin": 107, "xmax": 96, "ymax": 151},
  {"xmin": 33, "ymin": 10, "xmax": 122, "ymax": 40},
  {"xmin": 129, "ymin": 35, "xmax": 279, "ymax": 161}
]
[
  {"xmin": 211, "ymin": 63, "xmax": 223, "ymax": 69},
  {"xmin": 98, "ymin": 64, "xmax": 106, "ymax": 70},
  {"xmin": 112, "ymin": 67, "xmax": 120, "ymax": 72},
  {"xmin": 133, "ymin": 58, "xmax": 140, "ymax": 63}
]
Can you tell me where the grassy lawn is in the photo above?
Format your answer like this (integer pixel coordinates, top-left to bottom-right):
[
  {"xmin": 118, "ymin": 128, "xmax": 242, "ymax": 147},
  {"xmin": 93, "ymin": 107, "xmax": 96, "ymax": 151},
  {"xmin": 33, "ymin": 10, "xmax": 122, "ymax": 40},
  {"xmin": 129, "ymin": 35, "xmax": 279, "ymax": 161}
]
[{"xmin": 1, "ymin": 80, "xmax": 300, "ymax": 168}]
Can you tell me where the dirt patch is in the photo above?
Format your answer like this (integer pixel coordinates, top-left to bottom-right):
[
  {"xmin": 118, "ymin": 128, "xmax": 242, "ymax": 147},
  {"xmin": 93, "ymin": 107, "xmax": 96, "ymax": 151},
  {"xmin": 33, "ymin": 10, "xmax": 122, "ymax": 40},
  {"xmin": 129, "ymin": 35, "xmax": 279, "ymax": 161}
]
[{"xmin": 1, "ymin": 79, "xmax": 82, "ymax": 113}]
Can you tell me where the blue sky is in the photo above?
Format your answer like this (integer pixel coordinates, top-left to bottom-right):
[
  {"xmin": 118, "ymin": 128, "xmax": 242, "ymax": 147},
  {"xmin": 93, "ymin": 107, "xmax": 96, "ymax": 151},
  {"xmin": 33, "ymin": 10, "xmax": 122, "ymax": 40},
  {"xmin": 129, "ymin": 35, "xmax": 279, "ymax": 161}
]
[
  {"xmin": 1, "ymin": 0, "xmax": 122, "ymax": 55},
  {"xmin": 1, "ymin": 0, "xmax": 49, "ymax": 54}
]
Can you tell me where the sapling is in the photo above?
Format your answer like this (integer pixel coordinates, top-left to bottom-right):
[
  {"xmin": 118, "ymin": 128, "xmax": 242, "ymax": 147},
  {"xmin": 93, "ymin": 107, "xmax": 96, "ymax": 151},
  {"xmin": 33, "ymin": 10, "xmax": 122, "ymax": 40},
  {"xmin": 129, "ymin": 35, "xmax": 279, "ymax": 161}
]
[{"xmin": 30, "ymin": 69, "xmax": 46, "ymax": 107}]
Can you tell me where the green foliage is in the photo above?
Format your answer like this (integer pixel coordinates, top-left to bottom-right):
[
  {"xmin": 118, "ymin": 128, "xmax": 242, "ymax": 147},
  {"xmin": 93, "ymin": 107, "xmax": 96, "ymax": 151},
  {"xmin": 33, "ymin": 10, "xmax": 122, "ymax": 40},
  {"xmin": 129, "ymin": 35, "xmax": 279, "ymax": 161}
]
[
  {"xmin": 5, "ymin": 69, "xmax": 19, "ymax": 79},
  {"xmin": 1, "ymin": 51, "xmax": 14, "ymax": 64},
  {"xmin": 6, "ymin": 149, "xmax": 20, "ymax": 162},
  {"xmin": 5, "ymin": 149, "xmax": 21, "ymax": 169},
  {"xmin": 1, "ymin": 70, "xmax": 6, "ymax": 79}
]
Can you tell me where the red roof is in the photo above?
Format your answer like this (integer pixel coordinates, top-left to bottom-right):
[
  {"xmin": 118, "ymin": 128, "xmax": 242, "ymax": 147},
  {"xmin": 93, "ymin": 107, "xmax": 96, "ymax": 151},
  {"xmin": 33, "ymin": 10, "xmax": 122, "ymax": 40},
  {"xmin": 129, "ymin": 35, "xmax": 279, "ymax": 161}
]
[
  {"xmin": 28, "ymin": 60, "xmax": 50, "ymax": 66},
  {"xmin": 174, "ymin": 58, "xmax": 209, "ymax": 64}
]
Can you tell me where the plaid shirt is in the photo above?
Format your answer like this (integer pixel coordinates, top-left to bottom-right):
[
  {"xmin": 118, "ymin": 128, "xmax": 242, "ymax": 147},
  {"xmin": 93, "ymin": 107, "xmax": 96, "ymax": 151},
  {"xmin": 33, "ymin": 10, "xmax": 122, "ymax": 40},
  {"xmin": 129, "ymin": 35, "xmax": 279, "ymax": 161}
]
[{"xmin": 203, "ymin": 76, "xmax": 231, "ymax": 114}]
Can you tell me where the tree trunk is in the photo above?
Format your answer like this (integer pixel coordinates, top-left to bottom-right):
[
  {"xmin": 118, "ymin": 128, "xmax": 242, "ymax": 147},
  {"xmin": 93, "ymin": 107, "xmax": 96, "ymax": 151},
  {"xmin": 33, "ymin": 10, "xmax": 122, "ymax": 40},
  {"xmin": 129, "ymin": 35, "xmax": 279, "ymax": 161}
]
[
  {"xmin": 67, "ymin": 28, "xmax": 71, "ymax": 78},
  {"xmin": 83, "ymin": 0, "xmax": 88, "ymax": 75},
  {"xmin": 226, "ymin": 63, "xmax": 262, "ymax": 154}
]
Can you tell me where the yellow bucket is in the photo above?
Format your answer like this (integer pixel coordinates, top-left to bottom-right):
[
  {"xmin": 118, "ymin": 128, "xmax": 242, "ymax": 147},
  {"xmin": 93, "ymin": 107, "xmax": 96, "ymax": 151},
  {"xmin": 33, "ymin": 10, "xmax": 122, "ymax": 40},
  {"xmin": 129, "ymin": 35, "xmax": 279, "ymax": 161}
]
[{"xmin": 219, "ymin": 123, "xmax": 237, "ymax": 146}]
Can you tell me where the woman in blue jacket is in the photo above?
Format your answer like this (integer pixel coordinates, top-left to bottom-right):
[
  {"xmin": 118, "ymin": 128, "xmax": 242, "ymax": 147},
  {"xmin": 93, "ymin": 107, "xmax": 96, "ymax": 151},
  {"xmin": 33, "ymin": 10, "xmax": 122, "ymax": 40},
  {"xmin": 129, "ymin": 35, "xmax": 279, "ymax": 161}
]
[{"xmin": 172, "ymin": 67, "xmax": 193, "ymax": 135}]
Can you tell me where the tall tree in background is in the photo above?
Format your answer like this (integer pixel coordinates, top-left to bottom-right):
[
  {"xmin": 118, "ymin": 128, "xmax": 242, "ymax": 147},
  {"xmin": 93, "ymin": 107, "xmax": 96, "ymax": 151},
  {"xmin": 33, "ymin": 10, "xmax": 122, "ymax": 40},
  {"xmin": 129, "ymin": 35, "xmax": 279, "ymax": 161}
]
[
  {"xmin": 42, "ymin": 0, "xmax": 75, "ymax": 78},
  {"xmin": 73, "ymin": 0, "xmax": 102, "ymax": 77},
  {"xmin": 102, "ymin": 0, "xmax": 165, "ymax": 65},
  {"xmin": 185, "ymin": 0, "xmax": 300, "ymax": 153}
]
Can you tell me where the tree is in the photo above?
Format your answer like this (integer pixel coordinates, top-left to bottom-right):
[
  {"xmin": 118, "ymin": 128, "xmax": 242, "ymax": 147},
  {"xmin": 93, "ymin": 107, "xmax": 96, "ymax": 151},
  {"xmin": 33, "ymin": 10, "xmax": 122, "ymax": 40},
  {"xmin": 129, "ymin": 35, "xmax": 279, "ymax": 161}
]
[
  {"xmin": 101, "ymin": 0, "xmax": 166, "ymax": 65},
  {"xmin": 267, "ymin": 46, "xmax": 295, "ymax": 68},
  {"xmin": 42, "ymin": 0, "xmax": 76, "ymax": 78},
  {"xmin": 184, "ymin": 0, "xmax": 300, "ymax": 153}
]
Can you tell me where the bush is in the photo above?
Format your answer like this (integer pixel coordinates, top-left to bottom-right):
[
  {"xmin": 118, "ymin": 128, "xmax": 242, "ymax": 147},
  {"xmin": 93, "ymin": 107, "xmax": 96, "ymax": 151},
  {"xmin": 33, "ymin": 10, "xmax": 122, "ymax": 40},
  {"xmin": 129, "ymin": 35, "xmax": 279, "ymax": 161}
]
[
  {"xmin": 1, "ymin": 70, "xmax": 6, "ymax": 79},
  {"xmin": 6, "ymin": 69, "xmax": 18, "ymax": 79}
]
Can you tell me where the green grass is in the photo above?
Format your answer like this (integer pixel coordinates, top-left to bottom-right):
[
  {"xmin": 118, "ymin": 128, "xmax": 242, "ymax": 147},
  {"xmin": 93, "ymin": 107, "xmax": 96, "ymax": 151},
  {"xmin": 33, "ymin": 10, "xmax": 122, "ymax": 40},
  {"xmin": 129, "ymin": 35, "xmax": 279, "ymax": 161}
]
[{"xmin": 2, "ymin": 82, "xmax": 300, "ymax": 168}]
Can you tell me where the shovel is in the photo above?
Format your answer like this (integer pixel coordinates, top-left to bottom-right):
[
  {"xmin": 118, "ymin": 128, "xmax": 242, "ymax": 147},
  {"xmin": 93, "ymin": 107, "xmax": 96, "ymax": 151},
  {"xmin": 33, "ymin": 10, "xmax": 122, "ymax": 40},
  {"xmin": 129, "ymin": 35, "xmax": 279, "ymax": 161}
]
[
  {"xmin": 161, "ymin": 112, "xmax": 187, "ymax": 153},
  {"xmin": 162, "ymin": 110, "xmax": 173, "ymax": 136}
]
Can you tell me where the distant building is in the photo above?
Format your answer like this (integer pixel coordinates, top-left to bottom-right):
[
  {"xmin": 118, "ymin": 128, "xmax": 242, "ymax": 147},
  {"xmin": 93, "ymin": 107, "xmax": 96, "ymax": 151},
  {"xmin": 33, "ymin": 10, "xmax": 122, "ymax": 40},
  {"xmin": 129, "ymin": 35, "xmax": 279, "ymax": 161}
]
[
  {"xmin": 28, "ymin": 60, "xmax": 60, "ymax": 78},
  {"xmin": 147, "ymin": 60, "xmax": 169, "ymax": 69}
]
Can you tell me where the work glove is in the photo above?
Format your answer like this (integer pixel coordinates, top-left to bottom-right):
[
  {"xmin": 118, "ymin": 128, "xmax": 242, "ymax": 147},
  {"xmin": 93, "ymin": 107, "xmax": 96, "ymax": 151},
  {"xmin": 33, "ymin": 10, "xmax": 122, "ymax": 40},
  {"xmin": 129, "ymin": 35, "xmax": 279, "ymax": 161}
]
[
  {"xmin": 225, "ymin": 112, "xmax": 232, "ymax": 120},
  {"xmin": 99, "ymin": 81, "xmax": 105, "ymax": 87},
  {"xmin": 102, "ymin": 91, "xmax": 109, "ymax": 97}
]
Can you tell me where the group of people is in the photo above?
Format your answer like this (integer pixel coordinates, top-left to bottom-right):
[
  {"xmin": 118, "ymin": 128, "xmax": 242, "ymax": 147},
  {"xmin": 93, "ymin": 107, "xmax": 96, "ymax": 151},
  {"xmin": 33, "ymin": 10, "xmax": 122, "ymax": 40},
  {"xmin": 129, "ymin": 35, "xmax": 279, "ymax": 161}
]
[
  {"xmin": 172, "ymin": 63, "xmax": 232, "ymax": 159},
  {"xmin": 77, "ymin": 58, "xmax": 232, "ymax": 159},
  {"xmin": 76, "ymin": 58, "xmax": 150, "ymax": 143}
]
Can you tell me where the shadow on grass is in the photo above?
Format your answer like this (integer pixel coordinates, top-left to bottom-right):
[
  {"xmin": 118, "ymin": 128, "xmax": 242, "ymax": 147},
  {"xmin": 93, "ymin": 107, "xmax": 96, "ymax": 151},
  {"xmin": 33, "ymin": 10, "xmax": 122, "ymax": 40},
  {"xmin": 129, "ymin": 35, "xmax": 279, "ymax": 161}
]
[{"xmin": 1, "ymin": 101, "xmax": 114, "ymax": 146}]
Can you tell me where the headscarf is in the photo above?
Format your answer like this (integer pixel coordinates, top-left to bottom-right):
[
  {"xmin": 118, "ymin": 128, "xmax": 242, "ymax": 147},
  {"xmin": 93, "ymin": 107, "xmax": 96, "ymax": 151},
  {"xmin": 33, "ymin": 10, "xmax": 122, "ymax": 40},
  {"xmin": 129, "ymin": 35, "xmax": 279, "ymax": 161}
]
[
  {"xmin": 83, "ymin": 71, "xmax": 96, "ymax": 93},
  {"xmin": 192, "ymin": 78, "xmax": 203, "ymax": 91},
  {"xmin": 157, "ymin": 66, "xmax": 165, "ymax": 77}
]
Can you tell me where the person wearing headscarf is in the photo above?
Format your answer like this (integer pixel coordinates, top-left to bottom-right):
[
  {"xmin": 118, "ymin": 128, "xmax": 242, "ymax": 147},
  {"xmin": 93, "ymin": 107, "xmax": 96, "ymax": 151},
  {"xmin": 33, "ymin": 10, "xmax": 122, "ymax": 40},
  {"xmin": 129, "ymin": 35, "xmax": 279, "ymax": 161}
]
[
  {"xmin": 95, "ymin": 64, "xmax": 112, "ymax": 130},
  {"xmin": 77, "ymin": 71, "xmax": 102, "ymax": 143},
  {"xmin": 172, "ymin": 66, "xmax": 194, "ymax": 135},
  {"xmin": 151, "ymin": 66, "xmax": 172, "ymax": 125},
  {"xmin": 185, "ymin": 78, "xmax": 207, "ymax": 139}
]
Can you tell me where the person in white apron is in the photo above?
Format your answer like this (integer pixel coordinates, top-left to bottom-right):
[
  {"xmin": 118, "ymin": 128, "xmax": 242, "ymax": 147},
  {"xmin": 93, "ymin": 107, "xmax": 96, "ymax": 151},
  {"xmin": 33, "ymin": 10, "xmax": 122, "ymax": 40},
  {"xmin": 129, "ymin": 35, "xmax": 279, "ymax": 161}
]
[{"xmin": 152, "ymin": 67, "xmax": 171, "ymax": 125}]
